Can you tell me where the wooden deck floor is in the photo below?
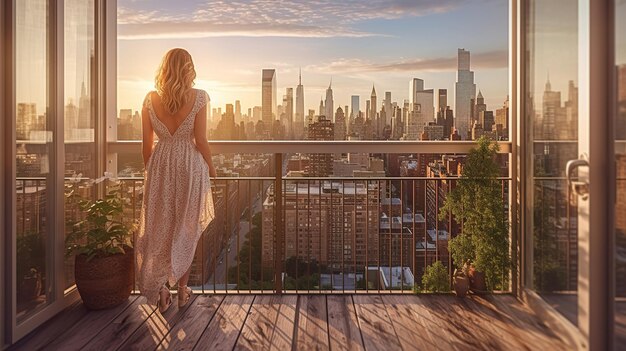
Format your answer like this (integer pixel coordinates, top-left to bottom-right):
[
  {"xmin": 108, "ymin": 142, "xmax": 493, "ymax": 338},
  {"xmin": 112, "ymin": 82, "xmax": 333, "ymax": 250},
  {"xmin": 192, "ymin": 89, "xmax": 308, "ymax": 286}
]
[{"xmin": 10, "ymin": 294, "xmax": 568, "ymax": 351}]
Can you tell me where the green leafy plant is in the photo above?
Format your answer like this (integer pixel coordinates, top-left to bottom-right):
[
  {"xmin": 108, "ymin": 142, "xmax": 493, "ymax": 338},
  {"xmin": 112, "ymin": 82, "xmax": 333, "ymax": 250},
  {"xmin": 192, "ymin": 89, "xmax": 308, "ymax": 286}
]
[
  {"xmin": 421, "ymin": 261, "xmax": 450, "ymax": 293},
  {"xmin": 439, "ymin": 137, "xmax": 511, "ymax": 291},
  {"xmin": 65, "ymin": 181, "xmax": 134, "ymax": 261}
]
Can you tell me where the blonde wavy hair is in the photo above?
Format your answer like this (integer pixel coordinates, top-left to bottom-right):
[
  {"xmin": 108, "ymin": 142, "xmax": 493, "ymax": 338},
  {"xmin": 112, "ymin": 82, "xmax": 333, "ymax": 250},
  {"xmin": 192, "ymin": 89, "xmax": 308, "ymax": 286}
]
[{"xmin": 155, "ymin": 48, "xmax": 196, "ymax": 114}]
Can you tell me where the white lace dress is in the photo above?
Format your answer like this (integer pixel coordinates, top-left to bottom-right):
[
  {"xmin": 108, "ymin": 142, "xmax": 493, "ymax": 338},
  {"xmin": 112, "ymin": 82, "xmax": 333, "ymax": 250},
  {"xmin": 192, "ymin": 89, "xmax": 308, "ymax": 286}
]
[{"xmin": 136, "ymin": 89, "xmax": 215, "ymax": 305}]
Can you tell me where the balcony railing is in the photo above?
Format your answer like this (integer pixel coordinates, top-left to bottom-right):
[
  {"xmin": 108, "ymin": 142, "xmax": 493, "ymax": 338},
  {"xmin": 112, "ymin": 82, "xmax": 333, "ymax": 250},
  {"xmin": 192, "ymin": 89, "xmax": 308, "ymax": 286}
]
[{"xmin": 19, "ymin": 141, "xmax": 515, "ymax": 295}]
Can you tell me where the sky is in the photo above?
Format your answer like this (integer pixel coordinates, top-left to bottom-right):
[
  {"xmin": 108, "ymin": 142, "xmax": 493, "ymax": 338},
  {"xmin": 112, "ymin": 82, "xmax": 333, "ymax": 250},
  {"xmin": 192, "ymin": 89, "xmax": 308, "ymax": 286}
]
[{"xmin": 117, "ymin": 0, "xmax": 510, "ymax": 117}]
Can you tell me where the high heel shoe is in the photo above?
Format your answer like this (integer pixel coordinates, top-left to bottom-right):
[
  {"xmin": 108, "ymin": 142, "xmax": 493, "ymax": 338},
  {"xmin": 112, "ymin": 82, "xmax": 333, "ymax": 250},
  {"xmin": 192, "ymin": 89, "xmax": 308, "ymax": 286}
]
[
  {"xmin": 158, "ymin": 286, "xmax": 172, "ymax": 313},
  {"xmin": 178, "ymin": 285, "xmax": 193, "ymax": 308}
]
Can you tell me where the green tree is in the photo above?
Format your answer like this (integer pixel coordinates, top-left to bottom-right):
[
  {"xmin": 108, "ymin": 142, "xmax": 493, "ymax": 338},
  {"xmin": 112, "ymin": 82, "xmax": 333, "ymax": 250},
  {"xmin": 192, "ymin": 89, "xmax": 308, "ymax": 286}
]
[
  {"xmin": 421, "ymin": 261, "xmax": 450, "ymax": 293},
  {"xmin": 439, "ymin": 137, "xmax": 511, "ymax": 290}
]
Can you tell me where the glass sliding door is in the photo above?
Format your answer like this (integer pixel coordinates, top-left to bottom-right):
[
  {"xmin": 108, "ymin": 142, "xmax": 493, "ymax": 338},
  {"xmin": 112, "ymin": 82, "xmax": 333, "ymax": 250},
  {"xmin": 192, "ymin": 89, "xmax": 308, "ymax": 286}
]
[
  {"xmin": 525, "ymin": 0, "xmax": 613, "ymax": 348},
  {"xmin": 63, "ymin": 0, "xmax": 95, "ymax": 291},
  {"xmin": 524, "ymin": 0, "xmax": 579, "ymax": 324},
  {"xmin": 14, "ymin": 0, "xmax": 54, "ymax": 322}
]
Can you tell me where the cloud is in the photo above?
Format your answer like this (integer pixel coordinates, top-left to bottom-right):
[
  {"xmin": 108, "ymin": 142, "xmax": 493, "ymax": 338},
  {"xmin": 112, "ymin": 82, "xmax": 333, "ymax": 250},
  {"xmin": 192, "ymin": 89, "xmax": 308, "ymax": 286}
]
[
  {"xmin": 118, "ymin": 0, "xmax": 480, "ymax": 39},
  {"xmin": 118, "ymin": 21, "xmax": 380, "ymax": 40},
  {"xmin": 304, "ymin": 50, "xmax": 508, "ymax": 74}
]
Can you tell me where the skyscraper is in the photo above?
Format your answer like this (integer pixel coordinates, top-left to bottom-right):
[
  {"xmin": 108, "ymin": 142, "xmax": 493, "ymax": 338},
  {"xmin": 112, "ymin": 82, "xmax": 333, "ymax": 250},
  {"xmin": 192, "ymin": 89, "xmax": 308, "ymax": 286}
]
[
  {"xmin": 454, "ymin": 48, "xmax": 476, "ymax": 140},
  {"xmin": 409, "ymin": 78, "xmax": 434, "ymax": 130},
  {"xmin": 308, "ymin": 115, "xmax": 334, "ymax": 176},
  {"xmin": 262, "ymin": 69, "xmax": 277, "ymax": 131},
  {"xmin": 473, "ymin": 90, "xmax": 486, "ymax": 124},
  {"xmin": 325, "ymin": 80, "xmax": 334, "ymax": 123},
  {"xmin": 334, "ymin": 107, "xmax": 346, "ymax": 141},
  {"xmin": 295, "ymin": 69, "xmax": 305, "ymax": 139},
  {"xmin": 383, "ymin": 91, "xmax": 392, "ymax": 134},
  {"xmin": 284, "ymin": 88, "xmax": 294, "ymax": 138},
  {"xmin": 437, "ymin": 89, "xmax": 447, "ymax": 111},
  {"xmin": 235, "ymin": 100, "xmax": 242, "ymax": 122},
  {"xmin": 350, "ymin": 95, "xmax": 360, "ymax": 121},
  {"xmin": 370, "ymin": 85, "xmax": 377, "ymax": 125}
]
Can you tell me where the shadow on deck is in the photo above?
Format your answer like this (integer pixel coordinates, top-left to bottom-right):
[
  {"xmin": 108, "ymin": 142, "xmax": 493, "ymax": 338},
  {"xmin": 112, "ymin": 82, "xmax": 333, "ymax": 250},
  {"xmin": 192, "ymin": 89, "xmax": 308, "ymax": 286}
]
[{"xmin": 10, "ymin": 294, "xmax": 568, "ymax": 350}]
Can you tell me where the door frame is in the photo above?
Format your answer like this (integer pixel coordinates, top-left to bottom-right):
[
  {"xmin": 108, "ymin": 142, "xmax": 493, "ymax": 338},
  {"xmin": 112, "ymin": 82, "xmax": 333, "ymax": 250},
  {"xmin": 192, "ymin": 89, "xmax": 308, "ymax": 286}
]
[{"xmin": 577, "ymin": 0, "xmax": 613, "ymax": 348}]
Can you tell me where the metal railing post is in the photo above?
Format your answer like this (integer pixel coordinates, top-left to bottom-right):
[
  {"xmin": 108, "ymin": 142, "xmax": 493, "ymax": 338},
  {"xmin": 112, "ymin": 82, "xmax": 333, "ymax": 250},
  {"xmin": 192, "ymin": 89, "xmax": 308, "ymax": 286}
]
[{"xmin": 274, "ymin": 153, "xmax": 283, "ymax": 294}]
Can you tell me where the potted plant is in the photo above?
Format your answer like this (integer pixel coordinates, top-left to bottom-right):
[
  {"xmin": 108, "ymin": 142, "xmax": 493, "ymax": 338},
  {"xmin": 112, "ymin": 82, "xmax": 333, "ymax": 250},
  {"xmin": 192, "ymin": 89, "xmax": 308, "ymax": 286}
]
[
  {"xmin": 17, "ymin": 232, "xmax": 45, "ymax": 302},
  {"xmin": 452, "ymin": 261, "xmax": 471, "ymax": 298},
  {"xmin": 66, "ymin": 180, "xmax": 135, "ymax": 310},
  {"xmin": 439, "ymin": 137, "xmax": 511, "ymax": 292}
]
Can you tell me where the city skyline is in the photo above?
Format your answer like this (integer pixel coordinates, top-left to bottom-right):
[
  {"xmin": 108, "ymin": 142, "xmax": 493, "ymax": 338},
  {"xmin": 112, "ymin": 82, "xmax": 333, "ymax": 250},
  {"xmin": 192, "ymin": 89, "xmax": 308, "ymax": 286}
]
[{"xmin": 117, "ymin": 0, "xmax": 510, "ymax": 113}]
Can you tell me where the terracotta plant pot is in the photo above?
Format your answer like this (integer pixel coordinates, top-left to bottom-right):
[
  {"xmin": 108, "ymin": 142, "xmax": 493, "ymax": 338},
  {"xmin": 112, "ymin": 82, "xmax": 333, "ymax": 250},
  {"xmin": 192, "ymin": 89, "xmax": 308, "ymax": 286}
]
[
  {"xmin": 469, "ymin": 269, "xmax": 487, "ymax": 293},
  {"xmin": 453, "ymin": 275, "xmax": 470, "ymax": 298},
  {"xmin": 75, "ymin": 248, "xmax": 134, "ymax": 310}
]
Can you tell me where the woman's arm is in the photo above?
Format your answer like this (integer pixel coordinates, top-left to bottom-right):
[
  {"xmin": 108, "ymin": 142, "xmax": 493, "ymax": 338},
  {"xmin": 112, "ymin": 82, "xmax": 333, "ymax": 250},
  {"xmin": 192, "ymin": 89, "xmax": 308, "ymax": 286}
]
[
  {"xmin": 141, "ymin": 101, "xmax": 155, "ymax": 168},
  {"xmin": 193, "ymin": 101, "xmax": 217, "ymax": 178}
]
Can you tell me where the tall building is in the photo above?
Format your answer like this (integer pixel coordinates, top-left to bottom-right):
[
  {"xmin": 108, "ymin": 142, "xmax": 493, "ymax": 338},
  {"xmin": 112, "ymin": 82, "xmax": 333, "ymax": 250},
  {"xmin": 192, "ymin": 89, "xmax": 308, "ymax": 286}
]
[
  {"xmin": 454, "ymin": 49, "xmax": 476, "ymax": 140},
  {"xmin": 350, "ymin": 95, "xmax": 360, "ymax": 123},
  {"xmin": 541, "ymin": 75, "xmax": 562, "ymax": 140},
  {"xmin": 308, "ymin": 115, "xmax": 334, "ymax": 176},
  {"xmin": 262, "ymin": 181, "xmax": 380, "ymax": 269},
  {"xmin": 365, "ymin": 100, "xmax": 371, "ymax": 121},
  {"xmin": 407, "ymin": 78, "xmax": 435, "ymax": 136},
  {"xmin": 437, "ymin": 89, "xmax": 447, "ymax": 111},
  {"xmin": 479, "ymin": 110, "xmax": 495, "ymax": 132},
  {"xmin": 284, "ymin": 87, "xmax": 294, "ymax": 138},
  {"xmin": 216, "ymin": 103, "xmax": 237, "ymax": 140},
  {"xmin": 436, "ymin": 107, "xmax": 454, "ymax": 139},
  {"xmin": 370, "ymin": 85, "xmax": 377, "ymax": 126},
  {"xmin": 382, "ymin": 91, "xmax": 392, "ymax": 136},
  {"xmin": 325, "ymin": 80, "xmax": 334, "ymax": 123},
  {"xmin": 295, "ymin": 69, "xmax": 305, "ymax": 139},
  {"xmin": 334, "ymin": 107, "xmax": 346, "ymax": 141},
  {"xmin": 405, "ymin": 104, "xmax": 423, "ymax": 140},
  {"xmin": 473, "ymin": 90, "xmax": 486, "ymax": 124},
  {"xmin": 235, "ymin": 100, "xmax": 242, "ymax": 122},
  {"xmin": 262, "ymin": 69, "xmax": 277, "ymax": 132},
  {"xmin": 495, "ymin": 97, "xmax": 509, "ymax": 139}
]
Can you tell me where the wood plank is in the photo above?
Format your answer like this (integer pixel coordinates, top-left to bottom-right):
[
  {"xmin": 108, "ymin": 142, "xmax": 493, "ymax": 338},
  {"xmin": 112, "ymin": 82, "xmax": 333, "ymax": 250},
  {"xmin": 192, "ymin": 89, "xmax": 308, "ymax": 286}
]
[
  {"xmin": 381, "ymin": 295, "xmax": 437, "ymax": 351},
  {"xmin": 352, "ymin": 295, "xmax": 401, "ymax": 351},
  {"xmin": 80, "ymin": 296, "xmax": 157, "ymax": 351},
  {"xmin": 463, "ymin": 296, "xmax": 533, "ymax": 350},
  {"xmin": 235, "ymin": 295, "xmax": 296, "ymax": 350},
  {"xmin": 445, "ymin": 296, "xmax": 503, "ymax": 350},
  {"xmin": 400, "ymin": 295, "xmax": 452, "ymax": 350},
  {"xmin": 490, "ymin": 295, "xmax": 566, "ymax": 348},
  {"xmin": 327, "ymin": 295, "xmax": 364, "ymax": 351},
  {"xmin": 119, "ymin": 295, "xmax": 198, "ymax": 350},
  {"xmin": 269, "ymin": 295, "xmax": 297, "ymax": 351},
  {"xmin": 193, "ymin": 295, "xmax": 254, "ymax": 350},
  {"xmin": 420, "ymin": 295, "xmax": 476, "ymax": 350},
  {"xmin": 42, "ymin": 296, "xmax": 139, "ymax": 351},
  {"xmin": 9, "ymin": 300, "xmax": 89, "ymax": 351},
  {"xmin": 294, "ymin": 295, "xmax": 329, "ymax": 351},
  {"xmin": 156, "ymin": 294, "xmax": 223, "ymax": 351}
]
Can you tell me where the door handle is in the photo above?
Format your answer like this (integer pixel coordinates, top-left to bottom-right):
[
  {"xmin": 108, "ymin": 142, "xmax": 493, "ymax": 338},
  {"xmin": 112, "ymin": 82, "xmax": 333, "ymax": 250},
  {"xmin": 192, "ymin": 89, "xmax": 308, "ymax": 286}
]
[{"xmin": 566, "ymin": 153, "xmax": 589, "ymax": 200}]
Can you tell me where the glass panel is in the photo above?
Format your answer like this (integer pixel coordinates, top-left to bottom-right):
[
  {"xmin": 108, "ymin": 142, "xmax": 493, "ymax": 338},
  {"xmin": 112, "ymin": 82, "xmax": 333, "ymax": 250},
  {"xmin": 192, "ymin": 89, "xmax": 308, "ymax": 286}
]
[
  {"xmin": 614, "ymin": 0, "xmax": 626, "ymax": 347},
  {"xmin": 526, "ymin": 0, "xmax": 578, "ymax": 325},
  {"xmin": 63, "ymin": 0, "xmax": 95, "ymax": 290},
  {"xmin": 15, "ymin": 0, "xmax": 51, "ymax": 321}
]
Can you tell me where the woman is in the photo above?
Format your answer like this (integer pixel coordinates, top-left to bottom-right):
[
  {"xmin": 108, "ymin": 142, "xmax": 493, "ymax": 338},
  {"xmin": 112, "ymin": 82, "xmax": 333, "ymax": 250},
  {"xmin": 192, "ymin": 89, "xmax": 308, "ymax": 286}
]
[{"xmin": 136, "ymin": 48, "xmax": 216, "ymax": 312}]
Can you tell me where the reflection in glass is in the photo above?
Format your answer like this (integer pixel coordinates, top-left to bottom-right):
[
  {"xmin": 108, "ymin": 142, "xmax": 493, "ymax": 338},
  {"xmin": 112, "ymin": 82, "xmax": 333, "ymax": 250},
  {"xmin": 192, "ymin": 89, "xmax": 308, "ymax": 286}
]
[
  {"xmin": 15, "ymin": 0, "xmax": 50, "ymax": 320},
  {"xmin": 526, "ymin": 0, "xmax": 578, "ymax": 326},
  {"xmin": 63, "ymin": 0, "xmax": 95, "ymax": 290}
]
